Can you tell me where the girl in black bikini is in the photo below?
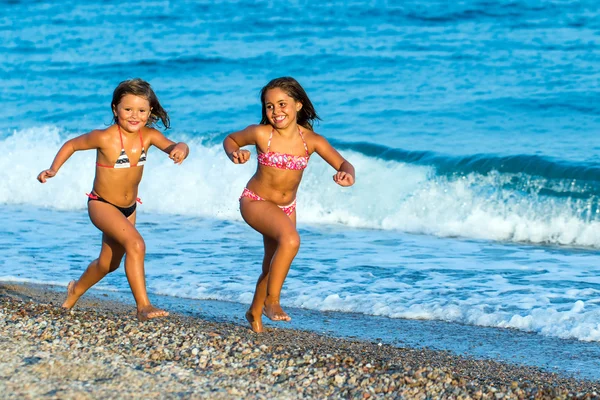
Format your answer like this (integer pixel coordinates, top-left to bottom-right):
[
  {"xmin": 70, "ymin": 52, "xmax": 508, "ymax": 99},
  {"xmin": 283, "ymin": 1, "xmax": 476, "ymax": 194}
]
[{"xmin": 37, "ymin": 78, "xmax": 189, "ymax": 321}]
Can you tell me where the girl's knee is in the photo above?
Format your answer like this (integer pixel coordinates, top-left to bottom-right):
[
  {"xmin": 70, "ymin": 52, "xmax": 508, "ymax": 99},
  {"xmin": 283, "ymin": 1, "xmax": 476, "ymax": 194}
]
[
  {"xmin": 125, "ymin": 237, "xmax": 146, "ymax": 256},
  {"xmin": 279, "ymin": 232, "xmax": 300, "ymax": 250}
]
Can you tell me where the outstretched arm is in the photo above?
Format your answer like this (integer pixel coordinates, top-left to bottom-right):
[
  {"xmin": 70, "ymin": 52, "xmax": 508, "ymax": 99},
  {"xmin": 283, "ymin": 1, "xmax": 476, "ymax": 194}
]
[
  {"xmin": 37, "ymin": 131, "xmax": 100, "ymax": 183},
  {"xmin": 148, "ymin": 129, "xmax": 189, "ymax": 164},
  {"xmin": 223, "ymin": 125, "xmax": 260, "ymax": 164},
  {"xmin": 313, "ymin": 134, "xmax": 356, "ymax": 187}
]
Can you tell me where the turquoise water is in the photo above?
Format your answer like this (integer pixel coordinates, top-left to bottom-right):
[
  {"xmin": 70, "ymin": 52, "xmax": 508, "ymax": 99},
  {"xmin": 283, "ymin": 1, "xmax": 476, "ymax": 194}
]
[{"xmin": 1, "ymin": 0, "xmax": 600, "ymax": 379}]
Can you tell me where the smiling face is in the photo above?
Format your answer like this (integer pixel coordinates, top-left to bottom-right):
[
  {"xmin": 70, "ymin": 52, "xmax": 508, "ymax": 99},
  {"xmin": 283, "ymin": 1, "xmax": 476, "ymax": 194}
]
[
  {"xmin": 113, "ymin": 94, "xmax": 152, "ymax": 133},
  {"xmin": 263, "ymin": 88, "xmax": 303, "ymax": 130}
]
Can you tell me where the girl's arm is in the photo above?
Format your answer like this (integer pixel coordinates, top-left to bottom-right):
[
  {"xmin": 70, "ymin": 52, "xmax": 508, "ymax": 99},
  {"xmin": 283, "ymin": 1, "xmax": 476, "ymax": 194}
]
[
  {"xmin": 37, "ymin": 131, "xmax": 103, "ymax": 183},
  {"xmin": 312, "ymin": 134, "xmax": 356, "ymax": 187},
  {"xmin": 223, "ymin": 125, "xmax": 260, "ymax": 164},
  {"xmin": 148, "ymin": 128, "xmax": 189, "ymax": 164}
]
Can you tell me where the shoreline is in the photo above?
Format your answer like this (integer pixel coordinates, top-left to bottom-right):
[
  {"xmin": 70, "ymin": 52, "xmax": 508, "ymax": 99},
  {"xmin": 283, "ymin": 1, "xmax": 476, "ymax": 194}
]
[
  {"xmin": 10, "ymin": 279, "xmax": 600, "ymax": 381},
  {"xmin": 1, "ymin": 282, "xmax": 599, "ymax": 399}
]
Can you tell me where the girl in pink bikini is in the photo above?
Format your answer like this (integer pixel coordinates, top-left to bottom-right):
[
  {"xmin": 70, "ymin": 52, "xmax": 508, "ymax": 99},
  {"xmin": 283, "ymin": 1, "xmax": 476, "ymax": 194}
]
[
  {"xmin": 37, "ymin": 78, "xmax": 189, "ymax": 321},
  {"xmin": 223, "ymin": 77, "xmax": 355, "ymax": 333}
]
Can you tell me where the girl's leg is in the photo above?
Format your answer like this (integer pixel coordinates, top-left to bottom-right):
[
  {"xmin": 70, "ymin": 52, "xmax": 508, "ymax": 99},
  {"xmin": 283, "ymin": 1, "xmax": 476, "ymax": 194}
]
[
  {"xmin": 64, "ymin": 201, "xmax": 167, "ymax": 321},
  {"xmin": 241, "ymin": 198, "xmax": 299, "ymax": 324},
  {"xmin": 245, "ymin": 236, "xmax": 277, "ymax": 333},
  {"xmin": 62, "ymin": 233, "xmax": 125, "ymax": 308}
]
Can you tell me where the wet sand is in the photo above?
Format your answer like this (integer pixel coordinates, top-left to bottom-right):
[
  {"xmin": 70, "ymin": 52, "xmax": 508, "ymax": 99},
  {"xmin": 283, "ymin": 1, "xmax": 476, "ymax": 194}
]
[{"xmin": 1, "ymin": 282, "xmax": 598, "ymax": 399}]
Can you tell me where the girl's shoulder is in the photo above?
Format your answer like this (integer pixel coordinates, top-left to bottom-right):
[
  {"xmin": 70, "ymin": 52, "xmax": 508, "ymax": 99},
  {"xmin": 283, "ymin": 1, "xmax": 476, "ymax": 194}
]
[
  {"xmin": 247, "ymin": 124, "xmax": 271, "ymax": 134},
  {"xmin": 301, "ymin": 128, "xmax": 326, "ymax": 147},
  {"xmin": 302, "ymin": 129, "xmax": 339, "ymax": 155},
  {"xmin": 301, "ymin": 126, "xmax": 318, "ymax": 137},
  {"xmin": 140, "ymin": 125, "xmax": 162, "ymax": 137},
  {"xmin": 91, "ymin": 124, "xmax": 120, "ymax": 135},
  {"xmin": 240, "ymin": 124, "xmax": 271, "ymax": 141},
  {"xmin": 86, "ymin": 126, "xmax": 116, "ymax": 141}
]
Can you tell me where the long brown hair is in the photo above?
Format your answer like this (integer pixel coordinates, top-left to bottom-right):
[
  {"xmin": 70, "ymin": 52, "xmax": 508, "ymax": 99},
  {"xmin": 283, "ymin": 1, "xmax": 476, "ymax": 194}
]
[
  {"xmin": 260, "ymin": 77, "xmax": 321, "ymax": 130},
  {"xmin": 111, "ymin": 78, "xmax": 170, "ymax": 129}
]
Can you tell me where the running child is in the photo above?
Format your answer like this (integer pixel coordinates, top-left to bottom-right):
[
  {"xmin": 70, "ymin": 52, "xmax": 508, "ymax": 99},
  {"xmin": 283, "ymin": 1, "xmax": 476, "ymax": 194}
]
[
  {"xmin": 37, "ymin": 78, "xmax": 189, "ymax": 321},
  {"xmin": 223, "ymin": 76, "xmax": 355, "ymax": 333}
]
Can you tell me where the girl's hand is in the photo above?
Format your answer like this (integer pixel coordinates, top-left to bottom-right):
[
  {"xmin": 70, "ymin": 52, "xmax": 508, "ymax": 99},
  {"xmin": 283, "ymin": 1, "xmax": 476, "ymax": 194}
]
[
  {"xmin": 333, "ymin": 171, "xmax": 355, "ymax": 187},
  {"xmin": 169, "ymin": 143, "xmax": 188, "ymax": 164},
  {"xmin": 230, "ymin": 149, "xmax": 251, "ymax": 164},
  {"xmin": 37, "ymin": 169, "xmax": 57, "ymax": 183}
]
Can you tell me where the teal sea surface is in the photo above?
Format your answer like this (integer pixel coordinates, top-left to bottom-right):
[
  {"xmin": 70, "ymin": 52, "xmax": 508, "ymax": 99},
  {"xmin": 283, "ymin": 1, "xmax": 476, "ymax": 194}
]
[{"xmin": 1, "ymin": 0, "xmax": 599, "ymax": 380}]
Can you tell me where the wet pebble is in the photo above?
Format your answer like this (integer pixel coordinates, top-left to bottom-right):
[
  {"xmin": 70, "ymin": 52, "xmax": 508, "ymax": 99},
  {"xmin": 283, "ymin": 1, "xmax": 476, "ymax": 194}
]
[{"xmin": 0, "ymin": 286, "xmax": 598, "ymax": 399}]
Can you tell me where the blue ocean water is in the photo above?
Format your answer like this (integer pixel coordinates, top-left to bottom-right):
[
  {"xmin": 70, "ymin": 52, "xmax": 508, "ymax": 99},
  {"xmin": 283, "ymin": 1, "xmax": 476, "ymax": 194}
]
[{"xmin": 2, "ymin": 0, "xmax": 600, "ymax": 375}]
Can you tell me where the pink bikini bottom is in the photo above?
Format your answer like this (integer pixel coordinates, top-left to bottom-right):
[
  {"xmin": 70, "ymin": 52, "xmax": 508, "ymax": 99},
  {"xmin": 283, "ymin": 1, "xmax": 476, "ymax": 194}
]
[{"xmin": 239, "ymin": 187, "xmax": 296, "ymax": 216}]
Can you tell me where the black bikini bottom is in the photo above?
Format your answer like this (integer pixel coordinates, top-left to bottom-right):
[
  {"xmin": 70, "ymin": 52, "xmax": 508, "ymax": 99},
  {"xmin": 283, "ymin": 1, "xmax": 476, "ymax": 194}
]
[{"xmin": 87, "ymin": 193, "xmax": 137, "ymax": 218}]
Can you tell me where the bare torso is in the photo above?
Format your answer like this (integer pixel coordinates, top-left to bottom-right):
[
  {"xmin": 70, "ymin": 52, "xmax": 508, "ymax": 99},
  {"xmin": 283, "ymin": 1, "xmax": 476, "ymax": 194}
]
[
  {"xmin": 246, "ymin": 125, "xmax": 313, "ymax": 205},
  {"xmin": 92, "ymin": 126, "xmax": 149, "ymax": 207},
  {"xmin": 246, "ymin": 168, "xmax": 303, "ymax": 205}
]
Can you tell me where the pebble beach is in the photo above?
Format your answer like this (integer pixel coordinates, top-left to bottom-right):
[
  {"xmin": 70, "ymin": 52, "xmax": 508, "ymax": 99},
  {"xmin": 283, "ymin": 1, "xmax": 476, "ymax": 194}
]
[{"xmin": 1, "ymin": 282, "xmax": 598, "ymax": 399}]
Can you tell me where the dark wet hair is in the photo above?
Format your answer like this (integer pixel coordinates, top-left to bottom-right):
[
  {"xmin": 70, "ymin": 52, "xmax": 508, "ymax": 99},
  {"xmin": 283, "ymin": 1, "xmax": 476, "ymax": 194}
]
[
  {"xmin": 260, "ymin": 77, "xmax": 321, "ymax": 130},
  {"xmin": 111, "ymin": 78, "xmax": 170, "ymax": 129}
]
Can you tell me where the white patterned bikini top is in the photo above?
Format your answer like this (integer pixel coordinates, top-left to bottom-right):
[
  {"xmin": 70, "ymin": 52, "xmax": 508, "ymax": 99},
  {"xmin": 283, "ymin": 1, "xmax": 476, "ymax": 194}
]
[{"xmin": 96, "ymin": 125, "xmax": 147, "ymax": 169}]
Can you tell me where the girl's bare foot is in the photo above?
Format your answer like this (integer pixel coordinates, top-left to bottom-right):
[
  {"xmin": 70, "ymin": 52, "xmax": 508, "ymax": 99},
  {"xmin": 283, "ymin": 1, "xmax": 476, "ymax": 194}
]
[
  {"xmin": 263, "ymin": 301, "xmax": 291, "ymax": 322},
  {"xmin": 62, "ymin": 281, "xmax": 79, "ymax": 309},
  {"xmin": 245, "ymin": 310, "xmax": 264, "ymax": 333},
  {"xmin": 137, "ymin": 305, "xmax": 169, "ymax": 321}
]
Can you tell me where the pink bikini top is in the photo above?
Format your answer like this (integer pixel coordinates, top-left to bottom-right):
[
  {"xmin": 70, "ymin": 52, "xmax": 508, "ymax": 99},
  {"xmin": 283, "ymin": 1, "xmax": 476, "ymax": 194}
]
[
  {"xmin": 96, "ymin": 125, "xmax": 147, "ymax": 169},
  {"xmin": 257, "ymin": 128, "xmax": 310, "ymax": 170}
]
